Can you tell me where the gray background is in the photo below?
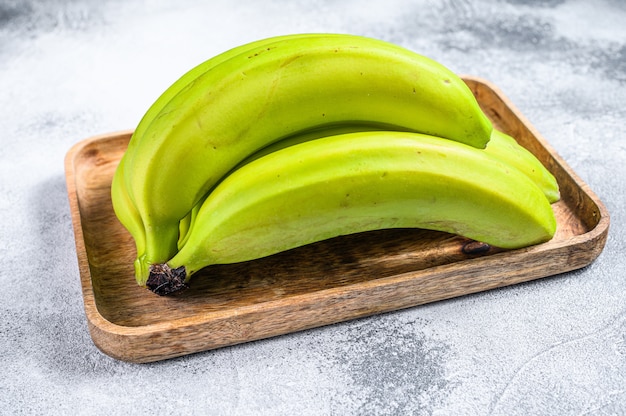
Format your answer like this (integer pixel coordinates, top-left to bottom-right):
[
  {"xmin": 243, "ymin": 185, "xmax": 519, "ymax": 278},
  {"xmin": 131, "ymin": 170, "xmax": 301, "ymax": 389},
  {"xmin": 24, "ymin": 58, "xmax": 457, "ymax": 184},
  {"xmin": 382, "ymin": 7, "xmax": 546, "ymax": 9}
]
[{"xmin": 1, "ymin": 0, "xmax": 624, "ymax": 414}]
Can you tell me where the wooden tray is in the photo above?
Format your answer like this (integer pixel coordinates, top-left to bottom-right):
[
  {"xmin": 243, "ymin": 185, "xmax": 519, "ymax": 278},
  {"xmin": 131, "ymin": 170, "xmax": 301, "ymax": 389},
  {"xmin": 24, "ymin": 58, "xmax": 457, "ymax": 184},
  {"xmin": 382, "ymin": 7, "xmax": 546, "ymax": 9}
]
[{"xmin": 64, "ymin": 76, "xmax": 609, "ymax": 363}]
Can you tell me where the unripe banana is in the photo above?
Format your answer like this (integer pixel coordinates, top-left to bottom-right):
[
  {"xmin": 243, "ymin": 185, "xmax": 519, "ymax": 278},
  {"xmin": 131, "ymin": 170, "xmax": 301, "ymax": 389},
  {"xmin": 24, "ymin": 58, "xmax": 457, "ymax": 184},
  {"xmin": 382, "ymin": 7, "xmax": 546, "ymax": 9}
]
[
  {"xmin": 238, "ymin": 125, "xmax": 560, "ymax": 203},
  {"xmin": 122, "ymin": 34, "xmax": 494, "ymax": 284},
  {"xmin": 176, "ymin": 125, "xmax": 559, "ymax": 252},
  {"xmin": 110, "ymin": 157, "xmax": 150, "ymax": 280},
  {"xmin": 486, "ymin": 130, "xmax": 560, "ymax": 203},
  {"xmin": 147, "ymin": 131, "xmax": 556, "ymax": 295},
  {"xmin": 111, "ymin": 158, "xmax": 144, "ymax": 250}
]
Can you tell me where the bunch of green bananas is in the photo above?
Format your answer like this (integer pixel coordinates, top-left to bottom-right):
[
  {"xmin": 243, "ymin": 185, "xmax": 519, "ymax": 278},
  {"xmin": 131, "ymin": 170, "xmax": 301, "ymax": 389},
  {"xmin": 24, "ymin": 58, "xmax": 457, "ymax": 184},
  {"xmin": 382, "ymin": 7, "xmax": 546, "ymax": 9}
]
[{"xmin": 111, "ymin": 33, "xmax": 559, "ymax": 296}]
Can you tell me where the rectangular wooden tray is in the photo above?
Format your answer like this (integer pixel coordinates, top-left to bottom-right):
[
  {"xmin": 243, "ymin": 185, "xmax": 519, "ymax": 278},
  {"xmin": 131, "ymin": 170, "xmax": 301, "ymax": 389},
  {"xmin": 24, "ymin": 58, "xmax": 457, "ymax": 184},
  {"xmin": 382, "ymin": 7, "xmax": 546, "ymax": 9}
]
[{"xmin": 65, "ymin": 76, "xmax": 609, "ymax": 363}]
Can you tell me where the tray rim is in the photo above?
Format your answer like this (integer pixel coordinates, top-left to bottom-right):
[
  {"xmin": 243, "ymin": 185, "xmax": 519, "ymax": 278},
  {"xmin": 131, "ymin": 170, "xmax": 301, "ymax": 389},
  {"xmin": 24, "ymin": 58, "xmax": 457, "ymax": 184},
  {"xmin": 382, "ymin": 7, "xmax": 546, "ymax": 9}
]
[{"xmin": 64, "ymin": 76, "xmax": 610, "ymax": 361}]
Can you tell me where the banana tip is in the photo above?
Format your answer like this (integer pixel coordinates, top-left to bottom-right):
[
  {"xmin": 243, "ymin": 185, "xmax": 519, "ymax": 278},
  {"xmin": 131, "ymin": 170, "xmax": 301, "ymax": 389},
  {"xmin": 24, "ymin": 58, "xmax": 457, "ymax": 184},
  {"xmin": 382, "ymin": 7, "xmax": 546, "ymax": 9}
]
[{"xmin": 146, "ymin": 264, "xmax": 188, "ymax": 296}]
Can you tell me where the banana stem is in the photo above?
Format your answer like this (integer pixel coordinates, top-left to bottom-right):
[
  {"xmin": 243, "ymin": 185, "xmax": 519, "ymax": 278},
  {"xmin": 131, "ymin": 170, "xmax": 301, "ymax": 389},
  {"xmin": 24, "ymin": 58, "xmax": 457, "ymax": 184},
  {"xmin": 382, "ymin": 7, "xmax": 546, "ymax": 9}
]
[{"xmin": 146, "ymin": 264, "xmax": 188, "ymax": 295}]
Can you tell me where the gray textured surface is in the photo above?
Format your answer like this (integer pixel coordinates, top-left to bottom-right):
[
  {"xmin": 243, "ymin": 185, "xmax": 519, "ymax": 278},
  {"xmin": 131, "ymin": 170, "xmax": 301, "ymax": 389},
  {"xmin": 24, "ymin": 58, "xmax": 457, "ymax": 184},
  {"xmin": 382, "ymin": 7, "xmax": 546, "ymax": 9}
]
[{"xmin": 1, "ymin": 0, "xmax": 624, "ymax": 414}]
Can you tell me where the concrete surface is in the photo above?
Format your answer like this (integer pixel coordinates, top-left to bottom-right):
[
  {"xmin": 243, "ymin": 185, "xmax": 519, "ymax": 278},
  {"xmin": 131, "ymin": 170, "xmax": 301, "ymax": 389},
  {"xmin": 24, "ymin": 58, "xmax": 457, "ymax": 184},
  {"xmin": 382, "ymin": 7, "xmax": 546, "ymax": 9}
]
[{"xmin": 1, "ymin": 0, "xmax": 624, "ymax": 414}]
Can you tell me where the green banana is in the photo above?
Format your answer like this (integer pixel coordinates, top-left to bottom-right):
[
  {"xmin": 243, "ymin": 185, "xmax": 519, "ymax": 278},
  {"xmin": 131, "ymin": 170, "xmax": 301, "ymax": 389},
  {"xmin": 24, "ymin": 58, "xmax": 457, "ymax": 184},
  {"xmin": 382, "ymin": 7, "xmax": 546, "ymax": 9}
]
[
  {"xmin": 175, "ymin": 125, "xmax": 560, "ymax": 253},
  {"xmin": 121, "ymin": 33, "xmax": 494, "ymax": 285},
  {"xmin": 110, "ymin": 156, "xmax": 150, "ymax": 280},
  {"xmin": 237, "ymin": 125, "xmax": 560, "ymax": 203},
  {"xmin": 147, "ymin": 131, "xmax": 556, "ymax": 295},
  {"xmin": 175, "ymin": 125, "xmax": 560, "ymax": 252},
  {"xmin": 486, "ymin": 130, "xmax": 560, "ymax": 203}
]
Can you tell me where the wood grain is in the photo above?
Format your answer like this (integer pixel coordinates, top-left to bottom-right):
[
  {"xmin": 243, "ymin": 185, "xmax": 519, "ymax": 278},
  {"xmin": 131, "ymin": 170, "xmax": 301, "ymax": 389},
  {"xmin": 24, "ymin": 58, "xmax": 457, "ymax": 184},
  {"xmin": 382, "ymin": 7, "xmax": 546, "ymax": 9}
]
[{"xmin": 64, "ymin": 76, "xmax": 610, "ymax": 363}]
